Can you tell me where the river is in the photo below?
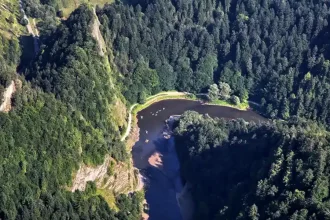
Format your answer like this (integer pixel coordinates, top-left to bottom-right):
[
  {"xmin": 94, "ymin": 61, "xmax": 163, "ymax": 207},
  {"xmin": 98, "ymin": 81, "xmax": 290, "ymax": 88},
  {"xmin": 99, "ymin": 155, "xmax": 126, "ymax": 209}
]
[{"xmin": 131, "ymin": 99, "xmax": 265, "ymax": 220}]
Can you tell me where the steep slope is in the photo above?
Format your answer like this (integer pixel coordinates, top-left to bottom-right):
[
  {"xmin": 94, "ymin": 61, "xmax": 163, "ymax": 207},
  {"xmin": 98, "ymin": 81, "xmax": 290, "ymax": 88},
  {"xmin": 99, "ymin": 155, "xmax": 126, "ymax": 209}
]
[
  {"xmin": 0, "ymin": 3, "xmax": 143, "ymax": 219},
  {"xmin": 25, "ymin": 5, "xmax": 127, "ymax": 163},
  {"xmin": 92, "ymin": 7, "xmax": 106, "ymax": 56},
  {"xmin": 0, "ymin": 80, "xmax": 16, "ymax": 112},
  {"xmin": 0, "ymin": 0, "xmax": 25, "ymax": 38}
]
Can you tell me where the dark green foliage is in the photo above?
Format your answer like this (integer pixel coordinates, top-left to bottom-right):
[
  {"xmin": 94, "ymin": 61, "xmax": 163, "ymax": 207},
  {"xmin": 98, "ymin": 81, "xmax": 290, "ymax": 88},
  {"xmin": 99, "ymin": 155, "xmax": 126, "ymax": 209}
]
[
  {"xmin": 0, "ymin": 36, "xmax": 20, "ymax": 97},
  {"xmin": 116, "ymin": 192, "xmax": 144, "ymax": 220},
  {"xmin": 0, "ymin": 4, "xmax": 143, "ymax": 219},
  {"xmin": 0, "ymin": 82, "xmax": 142, "ymax": 219},
  {"xmin": 4, "ymin": 0, "xmax": 330, "ymax": 219},
  {"xmin": 124, "ymin": 62, "xmax": 160, "ymax": 103},
  {"xmin": 98, "ymin": 0, "xmax": 330, "ymax": 126},
  {"xmin": 21, "ymin": 0, "xmax": 58, "ymax": 36},
  {"xmin": 175, "ymin": 111, "xmax": 330, "ymax": 219},
  {"xmin": 25, "ymin": 5, "xmax": 127, "ymax": 163}
]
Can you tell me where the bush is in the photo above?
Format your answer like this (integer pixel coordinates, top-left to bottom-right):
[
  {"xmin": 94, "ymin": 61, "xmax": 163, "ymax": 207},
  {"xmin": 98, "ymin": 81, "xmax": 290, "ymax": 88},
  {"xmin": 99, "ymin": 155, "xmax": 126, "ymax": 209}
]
[
  {"xmin": 19, "ymin": 17, "xmax": 28, "ymax": 26},
  {"xmin": 230, "ymin": 95, "xmax": 240, "ymax": 105}
]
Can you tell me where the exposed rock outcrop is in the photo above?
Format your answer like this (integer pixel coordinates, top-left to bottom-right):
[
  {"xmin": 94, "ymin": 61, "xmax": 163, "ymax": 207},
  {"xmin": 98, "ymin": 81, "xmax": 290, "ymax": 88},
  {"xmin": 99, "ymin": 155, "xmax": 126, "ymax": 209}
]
[
  {"xmin": 71, "ymin": 155, "xmax": 138, "ymax": 193},
  {"xmin": 91, "ymin": 7, "xmax": 106, "ymax": 56},
  {"xmin": 0, "ymin": 80, "xmax": 16, "ymax": 113},
  {"xmin": 71, "ymin": 156, "xmax": 111, "ymax": 192}
]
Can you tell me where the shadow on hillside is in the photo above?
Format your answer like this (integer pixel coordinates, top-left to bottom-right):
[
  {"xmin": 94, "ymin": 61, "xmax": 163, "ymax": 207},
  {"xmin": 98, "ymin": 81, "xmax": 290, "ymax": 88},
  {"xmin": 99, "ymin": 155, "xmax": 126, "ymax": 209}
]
[{"xmin": 17, "ymin": 35, "xmax": 36, "ymax": 73}]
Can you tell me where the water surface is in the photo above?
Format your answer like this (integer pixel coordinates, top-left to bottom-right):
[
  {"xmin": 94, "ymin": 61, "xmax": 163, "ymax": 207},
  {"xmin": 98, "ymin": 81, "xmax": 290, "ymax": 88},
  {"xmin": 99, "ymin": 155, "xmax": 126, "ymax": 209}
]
[{"xmin": 132, "ymin": 99, "xmax": 264, "ymax": 220}]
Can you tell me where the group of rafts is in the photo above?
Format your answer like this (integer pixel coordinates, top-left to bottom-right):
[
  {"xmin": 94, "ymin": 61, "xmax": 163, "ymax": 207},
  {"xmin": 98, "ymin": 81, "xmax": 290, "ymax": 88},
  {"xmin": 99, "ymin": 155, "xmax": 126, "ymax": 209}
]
[{"xmin": 139, "ymin": 107, "xmax": 167, "ymax": 143}]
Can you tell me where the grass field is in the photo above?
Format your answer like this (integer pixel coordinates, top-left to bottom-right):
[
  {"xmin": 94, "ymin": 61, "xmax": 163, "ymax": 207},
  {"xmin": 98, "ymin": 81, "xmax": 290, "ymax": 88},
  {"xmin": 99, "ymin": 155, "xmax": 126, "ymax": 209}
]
[
  {"xmin": 0, "ymin": 0, "xmax": 25, "ymax": 38},
  {"xmin": 208, "ymin": 99, "xmax": 250, "ymax": 110},
  {"xmin": 132, "ymin": 92, "xmax": 195, "ymax": 114},
  {"xmin": 96, "ymin": 188, "xmax": 119, "ymax": 211},
  {"xmin": 60, "ymin": 0, "xmax": 114, "ymax": 17}
]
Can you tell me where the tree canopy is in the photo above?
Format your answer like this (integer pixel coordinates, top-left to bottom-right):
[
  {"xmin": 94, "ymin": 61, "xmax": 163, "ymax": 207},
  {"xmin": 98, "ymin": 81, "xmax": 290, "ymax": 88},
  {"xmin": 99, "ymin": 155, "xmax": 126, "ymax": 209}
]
[{"xmin": 175, "ymin": 111, "xmax": 330, "ymax": 219}]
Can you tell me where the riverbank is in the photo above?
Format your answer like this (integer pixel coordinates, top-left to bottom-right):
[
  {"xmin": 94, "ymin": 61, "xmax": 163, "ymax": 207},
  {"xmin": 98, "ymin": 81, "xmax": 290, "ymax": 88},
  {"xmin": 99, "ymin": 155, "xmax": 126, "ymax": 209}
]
[
  {"xmin": 121, "ymin": 91, "xmax": 192, "ymax": 141},
  {"xmin": 121, "ymin": 91, "xmax": 250, "ymax": 141},
  {"xmin": 207, "ymin": 99, "xmax": 249, "ymax": 110},
  {"xmin": 128, "ymin": 98, "xmax": 264, "ymax": 220},
  {"xmin": 132, "ymin": 91, "xmax": 194, "ymax": 114}
]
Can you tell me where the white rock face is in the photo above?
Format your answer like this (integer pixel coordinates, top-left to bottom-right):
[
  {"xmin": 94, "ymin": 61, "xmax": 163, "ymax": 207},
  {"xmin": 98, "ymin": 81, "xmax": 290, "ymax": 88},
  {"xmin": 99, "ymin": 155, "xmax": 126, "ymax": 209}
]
[
  {"xmin": 71, "ymin": 156, "xmax": 139, "ymax": 194},
  {"xmin": 71, "ymin": 156, "xmax": 111, "ymax": 192},
  {"xmin": 0, "ymin": 81, "xmax": 16, "ymax": 113}
]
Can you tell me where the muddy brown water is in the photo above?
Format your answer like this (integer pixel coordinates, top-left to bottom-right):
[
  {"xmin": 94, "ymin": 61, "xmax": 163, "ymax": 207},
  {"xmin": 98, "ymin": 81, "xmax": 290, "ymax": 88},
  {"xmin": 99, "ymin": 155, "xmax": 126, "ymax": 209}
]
[{"xmin": 132, "ymin": 99, "xmax": 265, "ymax": 220}]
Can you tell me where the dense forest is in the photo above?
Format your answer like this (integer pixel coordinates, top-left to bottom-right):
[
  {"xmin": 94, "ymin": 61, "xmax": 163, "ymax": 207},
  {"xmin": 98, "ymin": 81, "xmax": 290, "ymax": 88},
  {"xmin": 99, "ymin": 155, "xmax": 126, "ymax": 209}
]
[
  {"xmin": 19, "ymin": 0, "xmax": 330, "ymax": 125},
  {"xmin": 0, "ymin": 36, "xmax": 20, "ymax": 97},
  {"xmin": 175, "ymin": 111, "xmax": 330, "ymax": 219},
  {"xmin": 2, "ymin": 0, "xmax": 330, "ymax": 219},
  {"xmin": 0, "ymin": 2, "xmax": 143, "ymax": 219},
  {"xmin": 0, "ymin": 84, "xmax": 142, "ymax": 219},
  {"xmin": 25, "ymin": 5, "xmax": 127, "ymax": 163},
  {"xmin": 96, "ymin": 0, "xmax": 330, "ymax": 125}
]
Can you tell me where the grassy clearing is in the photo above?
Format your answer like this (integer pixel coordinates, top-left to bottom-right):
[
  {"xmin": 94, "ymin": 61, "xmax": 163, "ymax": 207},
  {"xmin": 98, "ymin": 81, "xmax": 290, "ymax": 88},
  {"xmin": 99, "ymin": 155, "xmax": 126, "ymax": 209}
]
[
  {"xmin": 96, "ymin": 188, "xmax": 119, "ymax": 211},
  {"xmin": 208, "ymin": 99, "xmax": 249, "ymax": 111},
  {"xmin": 132, "ymin": 92, "xmax": 195, "ymax": 114},
  {"xmin": 131, "ymin": 91, "xmax": 249, "ymax": 115},
  {"xmin": 0, "ymin": 0, "xmax": 25, "ymax": 38},
  {"xmin": 60, "ymin": 0, "xmax": 114, "ymax": 17}
]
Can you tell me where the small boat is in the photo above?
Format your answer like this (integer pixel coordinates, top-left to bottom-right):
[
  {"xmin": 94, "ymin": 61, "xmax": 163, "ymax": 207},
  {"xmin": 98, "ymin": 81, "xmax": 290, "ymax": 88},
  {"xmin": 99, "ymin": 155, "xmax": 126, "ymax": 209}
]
[{"xmin": 146, "ymin": 130, "xmax": 148, "ymax": 134}]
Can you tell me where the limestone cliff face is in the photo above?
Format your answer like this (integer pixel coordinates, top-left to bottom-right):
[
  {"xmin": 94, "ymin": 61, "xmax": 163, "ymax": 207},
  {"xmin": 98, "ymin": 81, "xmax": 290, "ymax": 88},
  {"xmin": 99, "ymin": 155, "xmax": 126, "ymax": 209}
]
[
  {"xmin": 71, "ymin": 115, "xmax": 141, "ymax": 194},
  {"xmin": 71, "ymin": 155, "xmax": 138, "ymax": 194},
  {"xmin": 91, "ymin": 7, "xmax": 106, "ymax": 57},
  {"xmin": 70, "ymin": 7, "xmax": 141, "ymax": 196},
  {"xmin": 71, "ymin": 156, "xmax": 110, "ymax": 192},
  {"xmin": 0, "ymin": 80, "xmax": 16, "ymax": 112},
  {"xmin": 0, "ymin": 79, "xmax": 22, "ymax": 113}
]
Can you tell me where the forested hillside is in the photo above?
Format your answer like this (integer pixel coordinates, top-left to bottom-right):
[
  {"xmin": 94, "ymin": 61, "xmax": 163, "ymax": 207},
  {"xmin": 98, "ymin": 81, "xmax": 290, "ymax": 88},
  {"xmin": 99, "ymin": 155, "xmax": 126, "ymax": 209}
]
[
  {"xmin": 3, "ymin": 0, "xmax": 330, "ymax": 219},
  {"xmin": 0, "ymin": 84, "xmax": 141, "ymax": 219},
  {"xmin": 0, "ymin": 3, "xmax": 143, "ymax": 219},
  {"xmin": 25, "ymin": 5, "xmax": 127, "ymax": 163},
  {"xmin": 97, "ymin": 0, "xmax": 330, "ymax": 125},
  {"xmin": 0, "ymin": 36, "xmax": 20, "ymax": 97},
  {"xmin": 175, "ymin": 111, "xmax": 330, "ymax": 219}
]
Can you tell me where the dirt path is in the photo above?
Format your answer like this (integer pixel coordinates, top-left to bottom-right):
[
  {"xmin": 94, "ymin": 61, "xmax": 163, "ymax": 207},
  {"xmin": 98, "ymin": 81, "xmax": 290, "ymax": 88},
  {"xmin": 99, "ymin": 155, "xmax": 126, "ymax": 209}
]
[
  {"xmin": 0, "ymin": 81, "xmax": 16, "ymax": 112},
  {"xmin": 32, "ymin": 19, "xmax": 39, "ymax": 37},
  {"xmin": 19, "ymin": 0, "xmax": 39, "ymax": 54},
  {"xmin": 121, "ymin": 103, "xmax": 138, "ymax": 141}
]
